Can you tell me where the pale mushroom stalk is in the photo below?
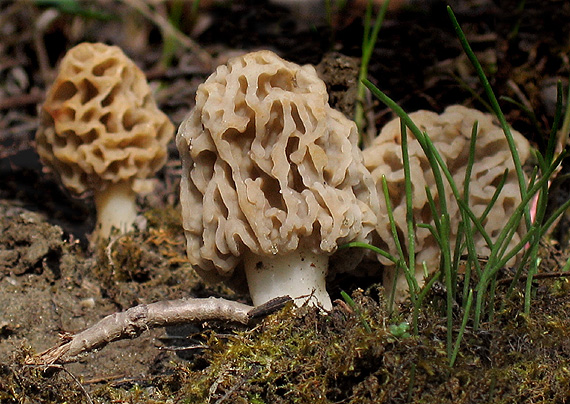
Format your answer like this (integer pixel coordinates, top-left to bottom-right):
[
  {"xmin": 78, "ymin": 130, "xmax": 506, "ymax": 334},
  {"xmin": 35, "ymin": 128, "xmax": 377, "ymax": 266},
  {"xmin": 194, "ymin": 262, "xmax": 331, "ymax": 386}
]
[
  {"xmin": 243, "ymin": 247, "xmax": 331, "ymax": 310},
  {"xmin": 93, "ymin": 181, "xmax": 138, "ymax": 239}
]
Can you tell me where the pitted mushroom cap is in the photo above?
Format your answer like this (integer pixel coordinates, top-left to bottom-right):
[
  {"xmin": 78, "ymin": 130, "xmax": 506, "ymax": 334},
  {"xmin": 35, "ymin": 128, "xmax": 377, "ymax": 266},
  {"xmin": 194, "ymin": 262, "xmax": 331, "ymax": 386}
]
[
  {"xmin": 36, "ymin": 43, "xmax": 174, "ymax": 195},
  {"xmin": 363, "ymin": 105, "xmax": 530, "ymax": 289},
  {"xmin": 177, "ymin": 50, "xmax": 378, "ymax": 283}
]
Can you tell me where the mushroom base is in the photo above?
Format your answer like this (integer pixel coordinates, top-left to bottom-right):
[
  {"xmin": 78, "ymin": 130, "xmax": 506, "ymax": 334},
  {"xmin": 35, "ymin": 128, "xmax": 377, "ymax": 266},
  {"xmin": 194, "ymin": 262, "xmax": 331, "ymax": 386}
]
[
  {"xmin": 244, "ymin": 248, "xmax": 332, "ymax": 310},
  {"xmin": 94, "ymin": 181, "xmax": 138, "ymax": 241}
]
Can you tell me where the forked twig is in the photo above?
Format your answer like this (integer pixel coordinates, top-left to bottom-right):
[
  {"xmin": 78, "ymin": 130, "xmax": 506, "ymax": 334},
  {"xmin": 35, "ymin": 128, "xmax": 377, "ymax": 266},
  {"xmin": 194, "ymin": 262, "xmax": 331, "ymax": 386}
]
[{"xmin": 27, "ymin": 296, "xmax": 291, "ymax": 365}]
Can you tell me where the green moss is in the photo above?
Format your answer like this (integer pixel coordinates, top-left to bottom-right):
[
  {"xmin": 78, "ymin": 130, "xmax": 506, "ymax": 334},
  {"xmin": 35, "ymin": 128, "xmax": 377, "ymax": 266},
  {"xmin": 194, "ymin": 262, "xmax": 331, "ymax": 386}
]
[
  {"xmin": 161, "ymin": 283, "xmax": 570, "ymax": 403},
  {"xmin": 4, "ymin": 280, "xmax": 570, "ymax": 403},
  {"xmin": 171, "ymin": 290, "xmax": 402, "ymax": 403}
]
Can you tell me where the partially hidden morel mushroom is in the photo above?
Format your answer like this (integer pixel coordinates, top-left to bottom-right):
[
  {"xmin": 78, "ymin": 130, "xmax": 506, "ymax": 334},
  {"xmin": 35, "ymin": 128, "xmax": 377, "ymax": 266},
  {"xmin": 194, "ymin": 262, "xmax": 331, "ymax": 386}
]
[
  {"xmin": 363, "ymin": 105, "xmax": 531, "ymax": 300},
  {"xmin": 36, "ymin": 43, "xmax": 174, "ymax": 240},
  {"xmin": 176, "ymin": 50, "xmax": 379, "ymax": 309}
]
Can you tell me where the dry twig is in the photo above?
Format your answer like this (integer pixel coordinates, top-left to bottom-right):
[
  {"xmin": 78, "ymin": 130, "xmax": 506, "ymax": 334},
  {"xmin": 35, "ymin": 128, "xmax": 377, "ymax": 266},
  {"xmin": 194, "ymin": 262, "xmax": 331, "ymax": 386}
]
[
  {"xmin": 27, "ymin": 296, "xmax": 291, "ymax": 365},
  {"xmin": 0, "ymin": 90, "xmax": 44, "ymax": 111},
  {"xmin": 121, "ymin": 0, "xmax": 212, "ymax": 68}
]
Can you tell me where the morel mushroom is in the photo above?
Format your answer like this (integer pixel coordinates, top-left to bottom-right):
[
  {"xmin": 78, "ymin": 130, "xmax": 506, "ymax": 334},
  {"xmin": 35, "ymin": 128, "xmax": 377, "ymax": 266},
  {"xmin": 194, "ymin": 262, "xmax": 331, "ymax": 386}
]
[
  {"xmin": 177, "ymin": 50, "xmax": 378, "ymax": 309},
  {"xmin": 36, "ymin": 43, "xmax": 174, "ymax": 240},
  {"xmin": 363, "ymin": 105, "xmax": 531, "ymax": 300}
]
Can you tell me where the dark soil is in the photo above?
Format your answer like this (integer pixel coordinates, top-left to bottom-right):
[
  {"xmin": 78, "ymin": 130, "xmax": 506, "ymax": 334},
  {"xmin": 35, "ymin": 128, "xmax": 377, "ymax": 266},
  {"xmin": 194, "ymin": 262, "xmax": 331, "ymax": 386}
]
[{"xmin": 2, "ymin": 1, "xmax": 570, "ymax": 403}]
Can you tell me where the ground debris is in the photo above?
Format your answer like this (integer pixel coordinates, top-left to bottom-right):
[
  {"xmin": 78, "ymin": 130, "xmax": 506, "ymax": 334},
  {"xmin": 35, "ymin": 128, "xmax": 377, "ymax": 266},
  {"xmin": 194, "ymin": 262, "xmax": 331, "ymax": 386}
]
[{"xmin": 0, "ymin": 204, "xmax": 64, "ymax": 276}]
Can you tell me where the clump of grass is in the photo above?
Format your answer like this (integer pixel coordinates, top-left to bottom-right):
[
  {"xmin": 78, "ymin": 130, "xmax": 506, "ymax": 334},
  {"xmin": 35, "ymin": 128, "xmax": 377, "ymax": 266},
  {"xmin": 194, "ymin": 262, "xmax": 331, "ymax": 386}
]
[{"xmin": 348, "ymin": 5, "xmax": 570, "ymax": 366}]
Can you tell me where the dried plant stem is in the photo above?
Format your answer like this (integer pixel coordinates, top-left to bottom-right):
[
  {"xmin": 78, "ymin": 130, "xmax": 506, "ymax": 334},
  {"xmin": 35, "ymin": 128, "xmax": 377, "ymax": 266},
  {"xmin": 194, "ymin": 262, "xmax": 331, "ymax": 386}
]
[
  {"xmin": 122, "ymin": 0, "xmax": 212, "ymax": 68},
  {"xmin": 0, "ymin": 89, "xmax": 44, "ymax": 110},
  {"xmin": 27, "ymin": 297, "xmax": 264, "ymax": 365}
]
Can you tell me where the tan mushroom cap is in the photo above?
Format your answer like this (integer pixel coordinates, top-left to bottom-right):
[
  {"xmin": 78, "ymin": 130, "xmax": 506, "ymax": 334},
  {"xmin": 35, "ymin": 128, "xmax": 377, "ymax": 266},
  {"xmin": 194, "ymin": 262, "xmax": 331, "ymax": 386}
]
[
  {"xmin": 177, "ymin": 50, "xmax": 379, "ymax": 286},
  {"xmin": 363, "ymin": 105, "xmax": 530, "ymax": 298},
  {"xmin": 36, "ymin": 42, "xmax": 174, "ymax": 196}
]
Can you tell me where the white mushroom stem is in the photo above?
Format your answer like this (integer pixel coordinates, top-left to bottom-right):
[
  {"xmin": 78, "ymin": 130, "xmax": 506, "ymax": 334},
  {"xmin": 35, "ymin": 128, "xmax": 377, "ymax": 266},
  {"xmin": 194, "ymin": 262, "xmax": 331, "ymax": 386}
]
[
  {"xmin": 244, "ymin": 247, "xmax": 332, "ymax": 310},
  {"xmin": 93, "ymin": 181, "xmax": 138, "ymax": 240}
]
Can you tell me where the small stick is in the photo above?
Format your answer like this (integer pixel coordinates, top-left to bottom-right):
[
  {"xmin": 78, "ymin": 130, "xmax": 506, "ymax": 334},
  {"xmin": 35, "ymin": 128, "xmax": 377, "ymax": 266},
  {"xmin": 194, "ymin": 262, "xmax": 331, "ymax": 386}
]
[
  {"xmin": 497, "ymin": 270, "xmax": 570, "ymax": 285},
  {"xmin": 247, "ymin": 296, "xmax": 292, "ymax": 319},
  {"xmin": 0, "ymin": 90, "xmax": 44, "ymax": 110},
  {"xmin": 121, "ymin": 0, "xmax": 212, "ymax": 68},
  {"xmin": 27, "ymin": 296, "xmax": 291, "ymax": 365}
]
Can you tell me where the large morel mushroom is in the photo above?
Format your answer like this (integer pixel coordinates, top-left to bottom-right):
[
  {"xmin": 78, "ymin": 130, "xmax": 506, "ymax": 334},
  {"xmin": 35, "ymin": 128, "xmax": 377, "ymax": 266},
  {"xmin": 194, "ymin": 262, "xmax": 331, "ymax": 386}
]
[
  {"xmin": 177, "ymin": 50, "xmax": 378, "ymax": 309},
  {"xmin": 363, "ymin": 105, "xmax": 531, "ymax": 300}
]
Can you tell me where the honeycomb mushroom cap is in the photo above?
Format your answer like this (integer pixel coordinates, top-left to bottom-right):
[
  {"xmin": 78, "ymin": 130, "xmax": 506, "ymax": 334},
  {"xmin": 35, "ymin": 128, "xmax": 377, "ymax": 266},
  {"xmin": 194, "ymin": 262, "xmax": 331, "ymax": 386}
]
[
  {"xmin": 363, "ymin": 105, "xmax": 530, "ymax": 296},
  {"xmin": 36, "ymin": 42, "xmax": 174, "ymax": 196},
  {"xmin": 177, "ymin": 50, "xmax": 378, "ymax": 287}
]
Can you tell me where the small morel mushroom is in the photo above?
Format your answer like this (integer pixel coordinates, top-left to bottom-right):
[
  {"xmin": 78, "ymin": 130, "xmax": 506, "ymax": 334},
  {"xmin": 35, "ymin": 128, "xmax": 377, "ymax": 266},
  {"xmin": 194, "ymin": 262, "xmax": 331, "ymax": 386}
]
[
  {"xmin": 177, "ymin": 50, "xmax": 378, "ymax": 309},
  {"xmin": 363, "ymin": 105, "xmax": 531, "ymax": 300},
  {"xmin": 36, "ymin": 43, "xmax": 174, "ymax": 240}
]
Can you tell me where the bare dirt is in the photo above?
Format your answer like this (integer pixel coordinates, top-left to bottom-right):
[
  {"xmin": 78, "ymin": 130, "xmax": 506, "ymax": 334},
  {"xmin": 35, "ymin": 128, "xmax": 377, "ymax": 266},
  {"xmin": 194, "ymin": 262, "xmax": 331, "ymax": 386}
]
[{"xmin": 2, "ymin": 1, "xmax": 570, "ymax": 403}]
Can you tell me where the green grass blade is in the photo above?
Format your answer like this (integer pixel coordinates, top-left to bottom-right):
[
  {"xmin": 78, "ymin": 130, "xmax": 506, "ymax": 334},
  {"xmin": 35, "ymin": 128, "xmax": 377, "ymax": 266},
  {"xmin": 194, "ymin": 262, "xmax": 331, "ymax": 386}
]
[
  {"xmin": 364, "ymin": 80, "xmax": 462, "ymax": 222},
  {"xmin": 382, "ymin": 176, "xmax": 407, "ymax": 264},
  {"xmin": 381, "ymin": 177, "xmax": 421, "ymax": 298},
  {"xmin": 500, "ymin": 96, "xmax": 543, "ymax": 143},
  {"xmin": 339, "ymin": 241, "xmax": 399, "ymax": 264},
  {"xmin": 417, "ymin": 223, "xmax": 442, "ymax": 247},
  {"xmin": 447, "ymin": 6, "xmax": 530, "ymax": 230},
  {"xmin": 450, "ymin": 288, "xmax": 473, "ymax": 367},
  {"xmin": 439, "ymin": 211, "xmax": 454, "ymax": 357},
  {"xmin": 524, "ymin": 256, "xmax": 540, "ymax": 315},
  {"xmin": 494, "ymin": 226, "xmax": 538, "ymax": 271},
  {"xmin": 472, "ymin": 149, "xmax": 564, "ymax": 328},
  {"xmin": 477, "ymin": 169, "xmax": 509, "ymax": 224},
  {"xmin": 424, "ymin": 186, "xmax": 441, "ymax": 232},
  {"xmin": 451, "ymin": 72, "xmax": 493, "ymax": 113},
  {"xmin": 539, "ymin": 193, "xmax": 570, "ymax": 237},
  {"xmin": 452, "ymin": 222, "xmax": 466, "ymax": 280},
  {"xmin": 474, "ymin": 226, "xmax": 539, "ymax": 327},
  {"xmin": 401, "ymin": 120, "xmax": 416, "ymax": 277},
  {"xmin": 456, "ymin": 199, "xmax": 493, "ymax": 249},
  {"xmin": 482, "ymin": 152, "xmax": 564, "ymax": 278},
  {"xmin": 340, "ymin": 291, "xmax": 372, "ymax": 333},
  {"xmin": 463, "ymin": 122, "xmax": 478, "ymax": 202}
]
